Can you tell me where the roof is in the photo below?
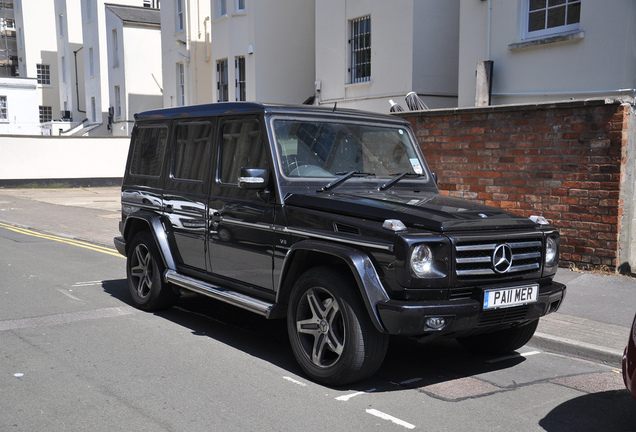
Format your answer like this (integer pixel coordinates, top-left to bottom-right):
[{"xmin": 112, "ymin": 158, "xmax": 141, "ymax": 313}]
[
  {"xmin": 134, "ymin": 102, "xmax": 410, "ymax": 125},
  {"xmin": 105, "ymin": 4, "xmax": 161, "ymax": 26}
]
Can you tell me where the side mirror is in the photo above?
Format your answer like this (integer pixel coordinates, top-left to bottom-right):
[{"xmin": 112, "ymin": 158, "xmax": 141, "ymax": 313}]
[{"xmin": 238, "ymin": 167, "xmax": 269, "ymax": 190}]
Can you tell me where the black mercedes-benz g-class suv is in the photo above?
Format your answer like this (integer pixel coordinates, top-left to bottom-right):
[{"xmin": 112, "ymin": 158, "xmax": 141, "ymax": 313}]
[{"xmin": 115, "ymin": 102, "xmax": 566, "ymax": 385}]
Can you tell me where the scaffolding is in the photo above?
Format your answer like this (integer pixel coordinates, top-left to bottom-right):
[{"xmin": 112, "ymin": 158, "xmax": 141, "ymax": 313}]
[{"xmin": 0, "ymin": 1, "xmax": 18, "ymax": 78}]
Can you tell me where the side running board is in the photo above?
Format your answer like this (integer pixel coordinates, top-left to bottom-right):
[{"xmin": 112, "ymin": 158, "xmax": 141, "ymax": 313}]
[{"xmin": 164, "ymin": 270, "xmax": 276, "ymax": 318}]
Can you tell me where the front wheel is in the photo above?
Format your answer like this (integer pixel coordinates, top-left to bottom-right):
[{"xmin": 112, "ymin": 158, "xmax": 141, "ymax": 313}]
[
  {"xmin": 456, "ymin": 319, "xmax": 539, "ymax": 355},
  {"xmin": 287, "ymin": 267, "xmax": 389, "ymax": 386},
  {"xmin": 127, "ymin": 231, "xmax": 179, "ymax": 311}
]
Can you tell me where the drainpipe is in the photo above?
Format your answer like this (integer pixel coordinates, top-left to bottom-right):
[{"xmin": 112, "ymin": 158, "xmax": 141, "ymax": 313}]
[{"xmin": 73, "ymin": 46, "xmax": 85, "ymax": 113}]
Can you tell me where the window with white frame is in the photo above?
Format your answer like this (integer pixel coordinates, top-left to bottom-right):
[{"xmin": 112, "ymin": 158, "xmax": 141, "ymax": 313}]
[
  {"xmin": 115, "ymin": 85, "xmax": 121, "ymax": 117},
  {"xmin": 349, "ymin": 16, "xmax": 371, "ymax": 84},
  {"xmin": 61, "ymin": 56, "xmax": 66, "ymax": 83},
  {"xmin": 176, "ymin": 0, "xmax": 184, "ymax": 31},
  {"xmin": 217, "ymin": 59, "xmax": 228, "ymax": 102},
  {"xmin": 235, "ymin": 56, "xmax": 246, "ymax": 101},
  {"xmin": 91, "ymin": 97, "xmax": 96, "ymax": 122},
  {"xmin": 112, "ymin": 29, "xmax": 119, "ymax": 68},
  {"xmin": 36, "ymin": 64, "xmax": 51, "ymax": 85},
  {"xmin": 236, "ymin": 0, "xmax": 245, "ymax": 13},
  {"xmin": 143, "ymin": 0, "xmax": 160, "ymax": 8},
  {"xmin": 89, "ymin": 47, "xmax": 94, "ymax": 76},
  {"xmin": 216, "ymin": 0, "xmax": 227, "ymax": 18},
  {"xmin": 177, "ymin": 63, "xmax": 185, "ymax": 106},
  {"xmin": 0, "ymin": 96, "xmax": 7, "ymax": 120},
  {"xmin": 58, "ymin": 14, "xmax": 64, "ymax": 37},
  {"xmin": 39, "ymin": 106, "xmax": 52, "ymax": 123},
  {"xmin": 86, "ymin": 0, "xmax": 92, "ymax": 21},
  {"xmin": 524, "ymin": 0, "xmax": 581, "ymax": 40}
]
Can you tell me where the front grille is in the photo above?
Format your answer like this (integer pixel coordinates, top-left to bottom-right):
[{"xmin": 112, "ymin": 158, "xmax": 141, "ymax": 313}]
[
  {"xmin": 478, "ymin": 305, "xmax": 531, "ymax": 327},
  {"xmin": 455, "ymin": 237, "xmax": 542, "ymax": 281}
]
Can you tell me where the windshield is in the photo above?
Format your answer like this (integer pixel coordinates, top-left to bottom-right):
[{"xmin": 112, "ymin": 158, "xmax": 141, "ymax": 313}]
[{"xmin": 272, "ymin": 119, "xmax": 426, "ymax": 180}]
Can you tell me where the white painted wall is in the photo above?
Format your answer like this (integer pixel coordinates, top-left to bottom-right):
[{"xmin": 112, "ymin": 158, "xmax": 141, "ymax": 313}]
[
  {"xmin": 13, "ymin": 0, "xmax": 61, "ymax": 122},
  {"xmin": 81, "ymin": 0, "xmax": 144, "ymax": 135},
  {"xmin": 315, "ymin": 0, "xmax": 459, "ymax": 113},
  {"xmin": 105, "ymin": 7, "xmax": 163, "ymax": 136},
  {"xmin": 0, "ymin": 78, "xmax": 40, "ymax": 135},
  {"xmin": 160, "ymin": 0, "xmax": 214, "ymax": 107},
  {"xmin": 458, "ymin": 0, "xmax": 636, "ymax": 107},
  {"xmin": 54, "ymin": 0, "xmax": 85, "ymax": 124},
  {"xmin": 0, "ymin": 136, "xmax": 129, "ymax": 180}
]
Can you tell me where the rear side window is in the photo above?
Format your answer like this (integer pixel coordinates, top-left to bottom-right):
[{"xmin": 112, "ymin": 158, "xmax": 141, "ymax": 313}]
[
  {"xmin": 130, "ymin": 125, "xmax": 168, "ymax": 177},
  {"xmin": 172, "ymin": 121, "xmax": 213, "ymax": 182}
]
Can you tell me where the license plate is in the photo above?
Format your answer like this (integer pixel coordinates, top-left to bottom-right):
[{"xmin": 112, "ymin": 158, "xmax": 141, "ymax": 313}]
[{"xmin": 483, "ymin": 284, "xmax": 539, "ymax": 310}]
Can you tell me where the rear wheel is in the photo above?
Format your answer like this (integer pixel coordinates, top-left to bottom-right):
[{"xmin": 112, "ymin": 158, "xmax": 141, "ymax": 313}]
[
  {"xmin": 456, "ymin": 319, "xmax": 539, "ymax": 355},
  {"xmin": 127, "ymin": 231, "xmax": 179, "ymax": 311},
  {"xmin": 287, "ymin": 267, "xmax": 389, "ymax": 386}
]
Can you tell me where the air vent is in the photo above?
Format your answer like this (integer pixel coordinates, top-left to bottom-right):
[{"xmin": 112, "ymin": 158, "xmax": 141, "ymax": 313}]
[{"xmin": 333, "ymin": 223, "xmax": 360, "ymax": 235}]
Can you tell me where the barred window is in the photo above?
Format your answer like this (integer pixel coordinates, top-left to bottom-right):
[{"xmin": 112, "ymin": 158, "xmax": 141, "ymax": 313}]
[
  {"xmin": 36, "ymin": 64, "xmax": 51, "ymax": 85},
  {"xmin": 349, "ymin": 16, "xmax": 371, "ymax": 84}
]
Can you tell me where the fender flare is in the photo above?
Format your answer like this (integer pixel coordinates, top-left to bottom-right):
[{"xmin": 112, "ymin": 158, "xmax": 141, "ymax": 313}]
[
  {"xmin": 278, "ymin": 239, "xmax": 391, "ymax": 333},
  {"xmin": 122, "ymin": 211, "xmax": 177, "ymax": 271}
]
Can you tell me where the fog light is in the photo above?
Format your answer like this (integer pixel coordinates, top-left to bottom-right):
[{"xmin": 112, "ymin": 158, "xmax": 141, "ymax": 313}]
[{"xmin": 426, "ymin": 317, "xmax": 446, "ymax": 330}]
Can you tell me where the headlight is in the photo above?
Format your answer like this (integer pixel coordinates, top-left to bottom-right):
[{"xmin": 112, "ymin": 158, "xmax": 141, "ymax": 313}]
[
  {"xmin": 410, "ymin": 245, "xmax": 434, "ymax": 276},
  {"xmin": 545, "ymin": 237, "xmax": 558, "ymax": 267}
]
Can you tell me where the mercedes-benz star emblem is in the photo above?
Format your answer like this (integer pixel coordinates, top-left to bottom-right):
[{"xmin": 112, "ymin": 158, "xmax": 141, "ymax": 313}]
[{"xmin": 492, "ymin": 244, "xmax": 513, "ymax": 274}]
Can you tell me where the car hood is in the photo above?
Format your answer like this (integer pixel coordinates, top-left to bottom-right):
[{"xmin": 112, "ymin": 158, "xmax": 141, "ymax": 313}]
[{"xmin": 284, "ymin": 190, "xmax": 539, "ymax": 232}]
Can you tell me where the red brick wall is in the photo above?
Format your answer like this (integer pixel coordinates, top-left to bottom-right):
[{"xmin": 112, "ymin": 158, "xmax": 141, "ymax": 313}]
[{"xmin": 399, "ymin": 100, "xmax": 630, "ymax": 270}]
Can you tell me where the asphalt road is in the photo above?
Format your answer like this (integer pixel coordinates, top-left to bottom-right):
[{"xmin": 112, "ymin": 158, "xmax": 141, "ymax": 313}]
[{"xmin": 1, "ymin": 224, "xmax": 635, "ymax": 431}]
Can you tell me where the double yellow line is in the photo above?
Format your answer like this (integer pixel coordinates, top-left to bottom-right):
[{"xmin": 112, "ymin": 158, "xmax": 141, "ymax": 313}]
[{"xmin": 0, "ymin": 221, "xmax": 123, "ymax": 258}]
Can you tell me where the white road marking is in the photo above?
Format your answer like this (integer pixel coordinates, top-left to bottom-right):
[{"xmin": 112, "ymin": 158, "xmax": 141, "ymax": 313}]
[
  {"xmin": 335, "ymin": 389, "xmax": 376, "ymax": 401},
  {"xmin": 72, "ymin": 280, "xmax": 103, "ymax": 287},
  {"xmin": 366, "ymin": 409, "xmax": 416, "ymax": 429},
  {"xmin": 56, "ymin": 289, "xmax": 82, "ymax": 301},
  {"xmin": 283, "ymin": 376, "xmax": 307, "ymax": 387},
  {"xmin": 0, "ymin": 307, "xmax": 133, "ymax": 332}
]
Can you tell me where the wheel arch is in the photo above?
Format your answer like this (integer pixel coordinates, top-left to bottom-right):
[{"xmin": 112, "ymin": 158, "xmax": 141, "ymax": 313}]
[
  {"xmin": 276, "ymin": 240, "xmax": 390, "ymax": 333},
  {"xmin": 122, "ymin": 212, "xmax": 176, "ymax": 271}
]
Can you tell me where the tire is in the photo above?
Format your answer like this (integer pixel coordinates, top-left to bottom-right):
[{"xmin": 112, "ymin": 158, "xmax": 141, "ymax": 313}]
[
  {"xmin": 456, "ymin": 319, "xmax": 539, "ymax": 355},
  {"xmin": 127, "ymin": 231, "xmax": 179, "ymax": 311},
  {"xmin": 287, "ymin": 267, "xmax": 389, "ymax": 386}
]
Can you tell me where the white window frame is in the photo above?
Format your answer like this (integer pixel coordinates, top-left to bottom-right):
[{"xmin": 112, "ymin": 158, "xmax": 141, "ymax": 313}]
[
  {"xmin": 112, "ymin": 29, "xmax": 119, "ymax": 68},
  {"xmin": 115, "ymin": 85, "xmax": 121, "ymax": 117},
  {"xmin": 217, "ymin": 59, "xmax": 229, "ymax": 102},
  {"xmin": 216, "ymin": 0, "xmax": 227, "ymax": 19},
  {"xmin": 235, "ymin": 56, "xmax": 246, "ymax": 101},
  {"xmin": 39, "ymin": 106, "xmax": 52, "ymax": 123},
  {"xmin": 177, "ymin": 63, "xmax": 185, "ymax": 106},
  {"xmin": 36, "ymin": 64, "xmax": 51, "ymax": 85},
  {"xmin": 89, "ymin": 47, "xmax": 94, "ymax": 77},
  {"xmin": 236, "ymin": 0, "xmax": 245, "ymax": 13},
  {"xmin": 61, "ymin": 56, "xmax": 66, "ymax": 83},
  {"xmin": 523, "ymin": 0, "xmax": 581, "ymax": 40},
  {"xmin": 0, "ymin": 96, "xmax": 7, "ymax": 121},
  {"xmin": 86, "ymin": 0, "xmax": 92, "ymax": 21},
  {"xmin": 176, "ymin": 0, "xmax": 184, "ymax": 32},
  {"xmin": 349, "ymin": 16, "xmax": 371, "ymax": 84},
  {"xmin": 58, "ymin": 14, "xmax": 64, "ymax": 37}
]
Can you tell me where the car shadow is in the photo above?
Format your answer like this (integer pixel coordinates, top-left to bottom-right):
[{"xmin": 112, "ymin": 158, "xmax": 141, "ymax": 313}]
[
  {"xmin": 539, "ymin": 390, "xmax": 636, "ymax": 431},
  {"xmin": 102, "ymin": 279, "xmax": 529, "ymax": 391}
]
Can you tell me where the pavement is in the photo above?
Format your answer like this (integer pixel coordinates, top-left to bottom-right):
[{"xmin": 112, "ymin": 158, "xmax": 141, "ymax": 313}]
[{"xmin": 0, "ymin": 186, "xmax": 634, "ymax": 369}]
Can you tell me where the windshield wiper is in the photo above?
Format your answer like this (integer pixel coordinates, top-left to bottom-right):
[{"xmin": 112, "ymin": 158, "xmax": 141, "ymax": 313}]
[
  {"xmin": 318, "ymin": 171, "xmax": 373, "ymax": 192},
  {"xmin": 379, "ymin": 172, "xmax": 424, "ymax": 191}
]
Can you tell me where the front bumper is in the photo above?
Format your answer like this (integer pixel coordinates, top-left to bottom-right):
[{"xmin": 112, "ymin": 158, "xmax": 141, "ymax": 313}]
[
  {"xmin": 114, "ymin": 236, "xmax": 126, "ymax": 257},
  {"xmin": 376, "ymin": 281, "xmax": 566, "ymax": 336}
]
